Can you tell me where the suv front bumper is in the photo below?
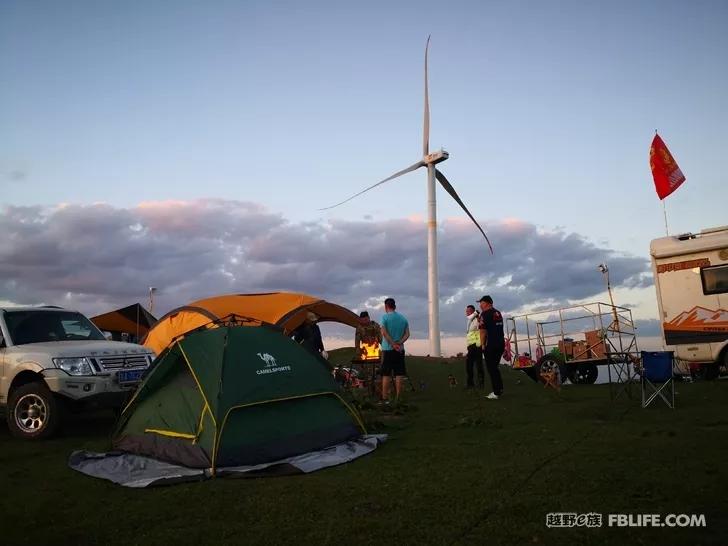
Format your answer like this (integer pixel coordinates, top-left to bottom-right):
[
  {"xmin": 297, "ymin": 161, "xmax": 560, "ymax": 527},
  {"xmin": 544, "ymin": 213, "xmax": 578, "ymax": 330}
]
[{"xmin": 42, "ymin": 369, "xmax": 145, "ymax": 405}]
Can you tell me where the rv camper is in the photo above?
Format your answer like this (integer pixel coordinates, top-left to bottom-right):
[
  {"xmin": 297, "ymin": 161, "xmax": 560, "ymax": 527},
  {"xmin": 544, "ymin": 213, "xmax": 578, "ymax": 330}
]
[{"xmin": 650, "ymin": 225, "xmax": 728, "ymax": 379}]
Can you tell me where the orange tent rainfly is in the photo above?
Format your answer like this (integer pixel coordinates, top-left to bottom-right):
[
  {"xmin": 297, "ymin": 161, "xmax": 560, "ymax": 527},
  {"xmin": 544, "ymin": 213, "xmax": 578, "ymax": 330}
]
[{"xmin": 142, "ymin": 292, "xmax": 360, "ymax": 355}]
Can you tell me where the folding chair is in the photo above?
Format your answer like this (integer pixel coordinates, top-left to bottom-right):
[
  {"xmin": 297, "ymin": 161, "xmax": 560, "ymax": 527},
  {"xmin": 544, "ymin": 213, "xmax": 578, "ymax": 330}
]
[
  {"xmin": 540, "ymin": 369, "xmax": 561, "ymax": 392},
  {"xmin": 640, "ymin": 351, "xmax": 675, "ymax": 409}
]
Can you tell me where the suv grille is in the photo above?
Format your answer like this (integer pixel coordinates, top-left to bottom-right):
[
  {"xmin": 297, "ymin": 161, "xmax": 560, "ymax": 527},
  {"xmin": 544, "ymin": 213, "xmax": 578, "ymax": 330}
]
[{"xmin": 94, "ymin": 355, "xmax": 150, "ymax": 370}]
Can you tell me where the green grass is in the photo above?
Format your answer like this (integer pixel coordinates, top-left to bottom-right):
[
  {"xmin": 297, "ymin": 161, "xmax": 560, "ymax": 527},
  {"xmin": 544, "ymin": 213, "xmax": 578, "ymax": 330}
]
[{"xmin": 2, "ymin": 349, "xmax": 726, "ymax": 545}]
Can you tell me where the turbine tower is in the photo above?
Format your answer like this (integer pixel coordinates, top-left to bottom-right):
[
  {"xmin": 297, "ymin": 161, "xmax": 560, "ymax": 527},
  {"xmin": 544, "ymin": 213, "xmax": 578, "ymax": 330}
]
[{"xmin": 322, "ymin": 36, "xmax": 493, "ymax": 356}]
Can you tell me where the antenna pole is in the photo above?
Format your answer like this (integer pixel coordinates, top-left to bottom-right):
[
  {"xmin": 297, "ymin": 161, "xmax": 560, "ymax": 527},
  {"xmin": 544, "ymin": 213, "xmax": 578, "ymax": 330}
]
[{"xmin": 427, "ymin": 163, "xmax": 441, "ymax": 356}]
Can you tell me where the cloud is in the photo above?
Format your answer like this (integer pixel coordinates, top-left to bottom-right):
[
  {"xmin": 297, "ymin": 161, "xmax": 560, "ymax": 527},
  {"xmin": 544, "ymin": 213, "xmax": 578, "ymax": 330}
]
[
  {"xmin": 4, "ymin": 169, "xmax": 27, "ymax": 182},
  {"xmin": 0, "ymin": 200, "xmax": 652, "ymax": 338},
  {"xmin": 635, "ymin": 318, "xmax": 662, "ymax": 338}
]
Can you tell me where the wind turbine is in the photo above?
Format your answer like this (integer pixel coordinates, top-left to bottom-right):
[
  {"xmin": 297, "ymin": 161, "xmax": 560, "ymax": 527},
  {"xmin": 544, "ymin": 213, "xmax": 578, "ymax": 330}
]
[{"xmin": 321, "ymin": 36, "xmax": 493, "ymax": 356}]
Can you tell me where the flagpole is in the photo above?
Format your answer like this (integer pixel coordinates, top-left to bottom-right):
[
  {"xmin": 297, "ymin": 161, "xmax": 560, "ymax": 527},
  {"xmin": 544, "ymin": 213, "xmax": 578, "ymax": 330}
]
[{"xmin": 662, "ymin": 200, "xmax": 669, "ymax": 236}]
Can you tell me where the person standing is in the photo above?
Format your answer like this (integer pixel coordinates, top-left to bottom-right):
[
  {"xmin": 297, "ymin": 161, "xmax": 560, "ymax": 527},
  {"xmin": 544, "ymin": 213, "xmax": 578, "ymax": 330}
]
[
  {"xmin": 354, "ymin": 311, "xmax": 382, "ymax": 360},
  {"xmin": 478, "ymin": 295, "xmax": 505, "ymax": 399},
  {"xmin": 465, "ymin": 304, "xmax": 484, "ymax": 389},
  {"xmin": 293, "ymin": 311, "xmax": 328, "ymax": 360},
  {"xmin": 380, "ymin": 297, "xmax": 410, "ymax": 402},
  {"xmin": 354, "ymin": 311, "xmax": 383, "ymax": 394}
]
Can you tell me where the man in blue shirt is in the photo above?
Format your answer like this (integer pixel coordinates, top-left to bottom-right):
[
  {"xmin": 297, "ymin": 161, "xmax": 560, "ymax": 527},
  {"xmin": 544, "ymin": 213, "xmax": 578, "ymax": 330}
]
[{"xmin": 380, "ymin": 297, "xmax": 410, "ymax": 402}]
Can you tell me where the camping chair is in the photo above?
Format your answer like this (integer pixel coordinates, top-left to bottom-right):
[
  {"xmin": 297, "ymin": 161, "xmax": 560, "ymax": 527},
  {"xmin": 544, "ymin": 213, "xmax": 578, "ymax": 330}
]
[
  {"xmin": 540, "ymin": 369, "xmax": 560, "ymax": 392},
  {"xmin": 640, "ymin": 351, "xmax": 675, "ymax": 409}
]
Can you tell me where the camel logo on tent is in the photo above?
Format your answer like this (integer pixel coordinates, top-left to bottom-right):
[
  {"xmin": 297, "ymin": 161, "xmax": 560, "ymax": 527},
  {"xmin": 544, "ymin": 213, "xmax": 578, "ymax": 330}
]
[
  {"xmin": 257, "ymin": 352, "xmax": 277, "ymax": 367},
  {"xmin": 255, "ymin": 352, "xmax": 292, "ymax": 376}
]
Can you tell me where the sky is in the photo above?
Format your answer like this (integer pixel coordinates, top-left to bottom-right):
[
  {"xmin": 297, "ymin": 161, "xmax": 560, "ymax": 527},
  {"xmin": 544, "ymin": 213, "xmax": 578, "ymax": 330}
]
[{"xmin": 1, "ymin": 0, "xmax": 726, "ymax": 354}]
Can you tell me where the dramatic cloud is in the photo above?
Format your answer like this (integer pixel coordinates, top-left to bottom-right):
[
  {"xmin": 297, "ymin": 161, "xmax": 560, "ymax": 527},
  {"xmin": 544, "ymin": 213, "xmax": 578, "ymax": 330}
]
[{"xmin": 0, "ymin": 200, "xmax": 652, "ymax": 338}]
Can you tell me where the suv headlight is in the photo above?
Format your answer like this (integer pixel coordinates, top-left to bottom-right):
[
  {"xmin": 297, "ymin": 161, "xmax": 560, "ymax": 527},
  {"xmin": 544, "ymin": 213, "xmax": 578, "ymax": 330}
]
[{"xmin": 53, "ymin": 357, "xmax": 94, "ymax": 376}]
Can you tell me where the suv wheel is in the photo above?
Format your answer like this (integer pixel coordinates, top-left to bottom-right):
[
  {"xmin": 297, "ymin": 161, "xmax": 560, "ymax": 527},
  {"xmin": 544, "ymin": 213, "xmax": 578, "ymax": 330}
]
[{"xmin": 7, "ymin": 382, "xmax": 63, "ymax": 440}]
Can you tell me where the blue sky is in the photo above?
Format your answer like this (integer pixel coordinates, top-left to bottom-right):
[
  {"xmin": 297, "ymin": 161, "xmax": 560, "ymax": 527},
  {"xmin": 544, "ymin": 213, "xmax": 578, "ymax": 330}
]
[{"xmin": 1, "ymin": 1, "xmax": 726, "ymax": 352}]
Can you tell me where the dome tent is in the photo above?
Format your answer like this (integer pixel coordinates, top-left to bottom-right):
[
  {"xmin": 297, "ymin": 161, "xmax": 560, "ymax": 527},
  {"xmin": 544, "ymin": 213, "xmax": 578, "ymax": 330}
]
[
  {"xmin": 113, "ymin": 319, "xmax": 366, "ymax": 471},
  {"xmin": 70, "ymin": 295, "xmax": 384, "ymax": 487}
]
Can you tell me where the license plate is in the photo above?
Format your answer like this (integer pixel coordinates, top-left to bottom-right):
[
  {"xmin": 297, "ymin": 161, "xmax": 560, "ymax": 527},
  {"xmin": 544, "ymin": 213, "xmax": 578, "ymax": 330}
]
[{"xmin": 118, "ymin": 369, "xmax": 145, "ymax": 384}]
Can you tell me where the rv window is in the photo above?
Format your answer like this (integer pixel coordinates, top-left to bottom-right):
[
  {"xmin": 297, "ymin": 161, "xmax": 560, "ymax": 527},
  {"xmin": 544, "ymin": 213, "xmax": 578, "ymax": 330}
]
[{"xmin": 701, "ymin": 264, "xmax": 728, "ymax": 295}]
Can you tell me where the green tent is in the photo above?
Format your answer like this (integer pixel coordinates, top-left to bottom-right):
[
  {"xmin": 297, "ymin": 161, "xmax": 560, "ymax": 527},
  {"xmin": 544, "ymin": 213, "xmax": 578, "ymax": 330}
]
[{"xmin": 113, "ymin": 323, "xmax": 365, "ymax": 471}]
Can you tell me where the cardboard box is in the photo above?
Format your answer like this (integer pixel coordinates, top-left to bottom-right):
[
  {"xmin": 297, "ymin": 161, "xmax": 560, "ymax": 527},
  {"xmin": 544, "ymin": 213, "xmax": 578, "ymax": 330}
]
[
  {"xmin": 585, "ymin": 330, "xmax": 606, "ymax": 359},
  {"xmin": 572, "ymin": 340, "xmax": 590, "ymax": 360},
  {"xmin": 558, "ymin": 339, "xmax": 574, "ymax": 358}
]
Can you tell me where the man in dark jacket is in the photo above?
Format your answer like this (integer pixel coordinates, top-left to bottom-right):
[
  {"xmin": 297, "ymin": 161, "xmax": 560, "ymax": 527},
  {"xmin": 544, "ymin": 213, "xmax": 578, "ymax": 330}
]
[
  {"xmin": 478, "ymin": 295, "xmax": 505, "ymax": 400},
  {"xmin": 293, "ymin": 312, "xmax": 327, "ymax": 360}
]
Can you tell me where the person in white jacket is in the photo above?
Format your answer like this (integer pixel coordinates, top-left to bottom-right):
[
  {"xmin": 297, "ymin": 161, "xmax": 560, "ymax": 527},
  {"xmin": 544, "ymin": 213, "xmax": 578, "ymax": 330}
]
[{"xmin": 465, "ymin": 305, "xmax": 484, "ymax": 388}]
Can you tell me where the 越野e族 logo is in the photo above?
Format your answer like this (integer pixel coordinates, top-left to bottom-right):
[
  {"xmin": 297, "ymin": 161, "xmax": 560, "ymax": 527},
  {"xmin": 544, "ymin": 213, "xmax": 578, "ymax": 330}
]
[{"xmin": 255, "ymin": 352, "xmax": 291, "ymax": 375}]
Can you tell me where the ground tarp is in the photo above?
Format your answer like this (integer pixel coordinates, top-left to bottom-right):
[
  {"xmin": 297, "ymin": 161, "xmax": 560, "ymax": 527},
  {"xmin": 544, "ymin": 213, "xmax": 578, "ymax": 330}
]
[{"xmin": 69, "ymin": 435, "xmax": 386, "ymax": 487}]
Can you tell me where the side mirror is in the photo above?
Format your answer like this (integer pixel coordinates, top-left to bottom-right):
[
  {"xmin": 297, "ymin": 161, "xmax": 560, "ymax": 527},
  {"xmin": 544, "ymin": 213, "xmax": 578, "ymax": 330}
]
[
  {"xmin": 103, "ymin": 331, "xmax": 113, "ymax": 341},
  {"xmin": 0, "ymin": 334, "xmax": 5, "ymax": 348}
]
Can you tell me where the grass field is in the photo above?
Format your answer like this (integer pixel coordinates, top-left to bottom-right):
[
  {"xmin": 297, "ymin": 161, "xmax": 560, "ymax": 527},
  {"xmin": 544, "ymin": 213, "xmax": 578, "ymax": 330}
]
[{"xmin": 1, "ymin": 349, "xmax": 726, "ymax": 545}]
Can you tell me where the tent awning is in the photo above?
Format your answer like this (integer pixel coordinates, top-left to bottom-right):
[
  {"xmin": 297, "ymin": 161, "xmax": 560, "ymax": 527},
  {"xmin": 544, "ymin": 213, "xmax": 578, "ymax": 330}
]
[{"xmin": 91, "ymin": 303, "xmax": 158, "ymax": 338}]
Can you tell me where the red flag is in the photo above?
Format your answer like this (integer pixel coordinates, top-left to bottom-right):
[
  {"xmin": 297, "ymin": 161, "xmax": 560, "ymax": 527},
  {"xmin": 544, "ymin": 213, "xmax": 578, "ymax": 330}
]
[{"xmin": 650, "ymin": 133, "xmax": 686, "ymax": 200}]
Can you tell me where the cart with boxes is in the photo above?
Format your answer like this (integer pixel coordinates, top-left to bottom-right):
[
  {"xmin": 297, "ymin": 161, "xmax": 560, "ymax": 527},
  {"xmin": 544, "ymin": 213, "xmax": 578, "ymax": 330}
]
[{"xmin": 507, "ymin": 302, "xmax": 640, "ymax": 395}]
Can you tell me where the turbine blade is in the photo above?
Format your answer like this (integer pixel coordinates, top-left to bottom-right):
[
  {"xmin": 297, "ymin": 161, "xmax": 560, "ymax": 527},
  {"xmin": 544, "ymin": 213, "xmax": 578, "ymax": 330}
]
[
  {"xmin": 435, "ymin": 169, "xmax": 494, "ymax": 254},
  {"xmin": 319, "ymin": 161, "xmax": 425, "ymax": 210},
  {"xmin": 423, "ymin": 35, "xmax": 431, "ymax": 157}
]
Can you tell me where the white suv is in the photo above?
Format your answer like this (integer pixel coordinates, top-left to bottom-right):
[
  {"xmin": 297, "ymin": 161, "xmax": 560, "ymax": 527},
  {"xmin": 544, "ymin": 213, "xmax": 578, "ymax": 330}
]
[{"xmin": 0, "ymin": 306, "xmax": 155, "ymax": 439}]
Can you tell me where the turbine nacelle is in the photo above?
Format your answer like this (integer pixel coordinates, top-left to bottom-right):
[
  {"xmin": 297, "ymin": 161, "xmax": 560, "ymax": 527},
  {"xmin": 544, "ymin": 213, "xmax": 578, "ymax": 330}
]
[{"xmin": 423, "ymin": 150, "xmax": 449, "ymax": 165}]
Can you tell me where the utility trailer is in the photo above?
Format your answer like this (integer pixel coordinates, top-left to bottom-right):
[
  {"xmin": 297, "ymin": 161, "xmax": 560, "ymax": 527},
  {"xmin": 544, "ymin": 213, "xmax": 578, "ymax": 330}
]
[{"xmin": 506, "ymin": 302, "xmax": 640, "ymax": 393}]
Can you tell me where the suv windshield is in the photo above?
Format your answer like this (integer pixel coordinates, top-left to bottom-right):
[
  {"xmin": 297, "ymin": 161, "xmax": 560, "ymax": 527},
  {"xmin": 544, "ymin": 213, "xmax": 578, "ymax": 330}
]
[{"xmin": 4, "ymin": 310, "xmax": 106, "ymax": 345}]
